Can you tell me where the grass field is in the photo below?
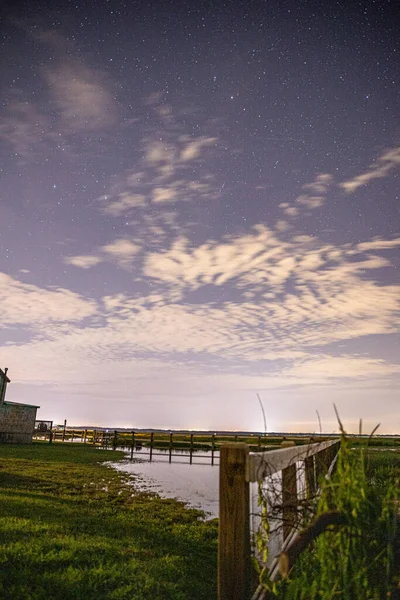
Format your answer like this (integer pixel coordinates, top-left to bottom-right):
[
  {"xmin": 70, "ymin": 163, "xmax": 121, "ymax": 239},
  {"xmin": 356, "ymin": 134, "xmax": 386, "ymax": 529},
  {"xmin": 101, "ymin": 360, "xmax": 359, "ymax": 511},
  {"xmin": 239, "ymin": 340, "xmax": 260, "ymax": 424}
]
[{"xmin": 0, "ymin": 443, "xmax": 218, "ymax": 600}]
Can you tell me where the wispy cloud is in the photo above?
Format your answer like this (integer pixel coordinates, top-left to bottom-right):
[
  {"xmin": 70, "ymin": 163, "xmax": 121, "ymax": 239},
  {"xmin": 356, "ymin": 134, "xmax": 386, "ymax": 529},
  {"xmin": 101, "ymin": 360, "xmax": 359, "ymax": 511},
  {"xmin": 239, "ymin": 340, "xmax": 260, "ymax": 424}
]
[
  {"xmin": 0, "ymin": 93, "xmax": 49, "ymax": 159},
  {"xmin": 43, "ymin": 63, "xmax": 115, "ymax": 132},
  {"xmin": 0, "ymin": 272, "xmax": 96, "ymax": 326},
  {"xmin": 64, "ymin": 255, "xmax": 103, "ymax": 269},
  {"xmin": 2, "ymin": 218, "xmax": 399, "ymax": 421},
  {"xmin": 100, "ymin": 239, "xmax": 140, "ymax": 267},
  {"xmin": 280, "ymin": 173, "xmax": 333, "ymax": 216},
  {"xmin": 100, "ymin": 102, "xmax": 219, "ymax": 216},
  {"xmin": 103, "ymin": 193, "xmax": 146, "ymax": 216},
  {"xmin": 340, "ymin": 146, "xmax": 400, "ymax": 193},
  {"xmin": 65, "ymin": 239, "xmax": 140, "ymax": 270},
  {"xmin": 0, "ymin": 28, "xmax": 116, "ymax": 160},
  {"xmin": 356, "ymin": 237, "xmax": 400, "ymax": 252}
]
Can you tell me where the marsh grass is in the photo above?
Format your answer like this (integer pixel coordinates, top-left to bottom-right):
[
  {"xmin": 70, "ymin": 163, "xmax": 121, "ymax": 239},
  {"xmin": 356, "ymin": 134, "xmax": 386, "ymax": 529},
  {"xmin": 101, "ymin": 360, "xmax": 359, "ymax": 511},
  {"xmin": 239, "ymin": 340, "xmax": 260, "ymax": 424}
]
[
  {"xmin": 0, "ymin": 443, "xmax": 217, "ymax": 600},
  {"xmin": 268, "ymin": 438, "xmax": 400, "ymax": 599}
]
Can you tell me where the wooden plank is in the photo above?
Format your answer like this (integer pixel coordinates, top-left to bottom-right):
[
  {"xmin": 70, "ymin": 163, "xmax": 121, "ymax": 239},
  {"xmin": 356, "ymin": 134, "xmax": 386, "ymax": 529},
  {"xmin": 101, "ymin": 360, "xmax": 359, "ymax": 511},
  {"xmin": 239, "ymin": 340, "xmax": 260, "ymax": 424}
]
[
  {"xmin": 247, "ymin": 440, "xmax": 338, "ymax": 482},
  {"xmin": 282, "ymin": 464, "xmax": 297, "ymax": 540},
  {"xmin": 218, "ymin": 443, "xmax": 250, "ymax": 600},
  {"xmin": 304, "ymin": 456, "xmax": 315, "ymax": 499}
]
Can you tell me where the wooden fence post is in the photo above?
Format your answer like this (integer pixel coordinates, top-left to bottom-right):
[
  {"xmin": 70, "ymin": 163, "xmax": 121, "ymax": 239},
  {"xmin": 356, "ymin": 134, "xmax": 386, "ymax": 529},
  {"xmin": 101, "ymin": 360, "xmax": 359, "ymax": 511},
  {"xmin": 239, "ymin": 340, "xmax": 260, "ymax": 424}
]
[
  {"xmin": 130, "ymin": 431, "xmax": 135, "ymax": 459},
  {"xmin": 169, "ymin": 432, "xmax": 173, "ymax": 463},
  {"xmin": 149, "ymin": 432, "xmax": 154, "ymax": 461},
  {"xmin": 190, "ymin": 433, "xmax": 194, "ymax": 465},
  {"xmin": 83, "ymin": 429, "xmax": 87, "ymax": 444},
  {"xmin": 304, "ymin": 456, "xmax": 315, "ymax": 499},
  {"xmin": 315, "ymin": 447, "xmax": 329, "ymax": 486},
  {"xmin": 211, "ymin": 434, "xmax": 216, "ymax": 465},
  {"xmin": 218, "ymin": 443, "xmax": 250, "ymax": 600},
  {"xmin": 282, "ymin": 464, "xmax": 298, "ymax": 540},
  {"xmin": 113, "ymin": 430, "xmax": 118, "ymax": 450}
]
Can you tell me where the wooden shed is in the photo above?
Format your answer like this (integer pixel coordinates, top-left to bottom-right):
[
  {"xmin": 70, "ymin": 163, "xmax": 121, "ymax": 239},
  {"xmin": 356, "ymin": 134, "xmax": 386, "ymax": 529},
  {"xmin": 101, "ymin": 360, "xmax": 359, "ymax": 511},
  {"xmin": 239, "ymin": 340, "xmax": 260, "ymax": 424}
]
[{"xmin": 0, "ymin": 368, "xmax": 40, "ymax": 443}]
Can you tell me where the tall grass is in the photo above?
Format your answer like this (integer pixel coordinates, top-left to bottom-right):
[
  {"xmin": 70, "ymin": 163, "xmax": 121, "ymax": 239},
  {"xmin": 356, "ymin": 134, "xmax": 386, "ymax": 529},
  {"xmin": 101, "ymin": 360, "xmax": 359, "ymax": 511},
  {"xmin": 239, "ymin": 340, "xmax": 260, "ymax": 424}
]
[{"xmin": 269, "ymin": 437, "xmax": 399, "ymax": 599}]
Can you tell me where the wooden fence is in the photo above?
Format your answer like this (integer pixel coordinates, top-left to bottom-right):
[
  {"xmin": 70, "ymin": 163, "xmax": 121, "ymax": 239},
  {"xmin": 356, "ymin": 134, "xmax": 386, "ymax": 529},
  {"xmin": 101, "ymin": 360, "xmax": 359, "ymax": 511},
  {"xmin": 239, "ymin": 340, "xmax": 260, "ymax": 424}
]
[
  {"xmin": 218, "ymin": 440, "xmax": 340, "ymax": 600},
  {"xmin": 33, "ymin": 427, "xmax": 322, "ymax": 463}
]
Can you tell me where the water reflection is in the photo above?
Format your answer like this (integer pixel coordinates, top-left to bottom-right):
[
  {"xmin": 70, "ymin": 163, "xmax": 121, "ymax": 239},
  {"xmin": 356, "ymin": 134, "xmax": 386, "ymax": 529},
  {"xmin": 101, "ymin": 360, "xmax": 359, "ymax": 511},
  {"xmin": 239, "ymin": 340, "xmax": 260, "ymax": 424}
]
[{"xmin": 111, "ymin": 449, "xmax": 220, "ymax": 518}]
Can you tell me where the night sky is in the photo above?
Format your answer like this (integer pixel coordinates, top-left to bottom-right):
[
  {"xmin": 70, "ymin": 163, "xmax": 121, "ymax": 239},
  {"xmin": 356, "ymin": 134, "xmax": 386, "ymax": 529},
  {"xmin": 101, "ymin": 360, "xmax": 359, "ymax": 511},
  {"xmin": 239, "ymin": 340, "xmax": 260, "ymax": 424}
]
[{"xmin": 1, "ymin": 0, "xmax": 399, "ymax": 433}]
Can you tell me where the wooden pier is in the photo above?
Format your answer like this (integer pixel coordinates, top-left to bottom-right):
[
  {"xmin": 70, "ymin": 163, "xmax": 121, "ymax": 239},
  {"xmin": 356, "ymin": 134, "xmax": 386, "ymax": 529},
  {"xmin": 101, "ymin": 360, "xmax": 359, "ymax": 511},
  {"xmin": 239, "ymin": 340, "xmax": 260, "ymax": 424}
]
[{"xmin": 33, "ymin": 427, "xmax": 322, "ymax": 464}]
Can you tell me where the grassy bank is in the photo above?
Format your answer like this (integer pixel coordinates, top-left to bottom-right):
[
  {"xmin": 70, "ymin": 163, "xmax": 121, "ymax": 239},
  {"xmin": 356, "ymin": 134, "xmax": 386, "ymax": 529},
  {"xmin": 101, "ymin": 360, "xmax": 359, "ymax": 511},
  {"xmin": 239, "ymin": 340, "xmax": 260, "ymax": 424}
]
[
  {"xmin": 263, "ymin": 442, "xmax": 400, "ymax": 599},
  {"xmin": 0, "ymin": 443, "xmax": 217, "ymax": 600}
]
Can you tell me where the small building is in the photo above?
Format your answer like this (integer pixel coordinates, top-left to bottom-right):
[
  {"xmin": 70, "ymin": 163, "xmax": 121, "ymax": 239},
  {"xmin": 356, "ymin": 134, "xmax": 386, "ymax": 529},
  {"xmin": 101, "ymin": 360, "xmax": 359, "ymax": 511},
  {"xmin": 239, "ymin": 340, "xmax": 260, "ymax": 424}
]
[{"xmin": 0, "ymin": 368, "xmax": 40, "ymax": 443}]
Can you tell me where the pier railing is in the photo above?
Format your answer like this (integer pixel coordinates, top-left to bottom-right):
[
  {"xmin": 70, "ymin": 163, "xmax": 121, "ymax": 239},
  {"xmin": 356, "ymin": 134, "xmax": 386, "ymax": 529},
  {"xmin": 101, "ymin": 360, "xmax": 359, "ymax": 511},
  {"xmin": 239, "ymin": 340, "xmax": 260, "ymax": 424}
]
[{"xmin": 218, "ymin": 440, "xmax": 340, "ymax": 600}]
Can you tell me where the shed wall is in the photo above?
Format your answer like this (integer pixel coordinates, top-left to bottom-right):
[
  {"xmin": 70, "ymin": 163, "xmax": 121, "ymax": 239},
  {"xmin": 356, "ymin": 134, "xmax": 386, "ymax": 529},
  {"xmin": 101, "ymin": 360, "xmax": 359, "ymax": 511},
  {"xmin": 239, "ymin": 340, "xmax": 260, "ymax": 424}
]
[{"xmin": 0, "ymin": 403, "xmax": 38, "ymax": 443}]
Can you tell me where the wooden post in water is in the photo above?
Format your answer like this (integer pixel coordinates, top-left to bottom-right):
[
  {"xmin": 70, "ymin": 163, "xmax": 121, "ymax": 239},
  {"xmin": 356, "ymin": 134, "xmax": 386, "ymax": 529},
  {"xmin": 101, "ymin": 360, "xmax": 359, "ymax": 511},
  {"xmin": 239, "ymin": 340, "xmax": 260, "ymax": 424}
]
[
  {"xmin": 62, "ymin": 420, "xmax": 67, "ymax": 442},
  {"xmin": 211, "ymin": 434, "xmax": 215, "ymax": 465},
  {"xmin": 130, "ymin": 431, "xmax": 135, "ymax": 460},
  {"xmin": 282, "ymin": 463, "xmax": 298, "ymax": 540},
  {"xmin": 149, "ymin": 432, "xmax": 154, "ymax": 461},
  {"xmin": 113, "ymin": 430, "xmax": 118, "ymax": 450},
  {"xmin": 218, "ymin": 443, "xmax": 250, "ymax": 600},
  {"xmin": 190, "ymin": 433, "xmax": 194, "ymax": 465},
  {"xmin": 169, "ymin": 432, "xmax": 173, "ymax": 463}
]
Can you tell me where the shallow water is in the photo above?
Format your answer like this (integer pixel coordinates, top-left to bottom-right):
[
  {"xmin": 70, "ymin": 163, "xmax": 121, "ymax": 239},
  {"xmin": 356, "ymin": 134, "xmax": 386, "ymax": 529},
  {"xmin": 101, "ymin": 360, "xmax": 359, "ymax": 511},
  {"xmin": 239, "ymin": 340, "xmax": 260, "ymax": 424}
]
[{"xmin": 111, "ymin": 450, "xmax": 220, "ymax": 518}]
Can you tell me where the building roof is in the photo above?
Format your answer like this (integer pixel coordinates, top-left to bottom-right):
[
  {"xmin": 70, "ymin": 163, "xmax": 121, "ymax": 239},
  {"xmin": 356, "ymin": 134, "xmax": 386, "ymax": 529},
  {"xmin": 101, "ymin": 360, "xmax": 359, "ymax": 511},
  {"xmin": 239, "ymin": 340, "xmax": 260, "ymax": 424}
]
[{"xmin": 3, "ymin": 401, "xmax": 40, "ymax": 409}]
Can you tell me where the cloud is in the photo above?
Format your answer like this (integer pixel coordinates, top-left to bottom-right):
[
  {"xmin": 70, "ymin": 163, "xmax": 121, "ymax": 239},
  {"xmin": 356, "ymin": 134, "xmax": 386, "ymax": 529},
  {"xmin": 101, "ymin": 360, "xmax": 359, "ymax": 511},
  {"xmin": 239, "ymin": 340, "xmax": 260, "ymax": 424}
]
[
  {"xmin": 179, "ymin": 136, "xmax": 217, "ymax": 161},
  {"xmin": 356, "ymin": 237, "xmax": 400, "ymax": 252},
  {"xmin": 2, "ymin": 221, "xmax": 399, "ymax": 422},
  {"xmin": 286, "ymin": 356, "xmax": 400, "ymax": 381},
  {"xmin": 103, "ymin": 193, "xmax": 146, "ymax": 216},
  {"xmin": 43, "ymin": 62, "xmax": 115, "ymax": 132},
  {"xmin": 340, "ymin": 146, "xmax": 400, "ymax": 193},
  {"xmin": 302, "ymin": 173, "xmax": 332, "ymax": 194},
  {"xmin": 278, "ymin": 174, "xmax": 332, "ymax": 217},
  {"xmin": 0, "ymin": 94, "xmax": 49, "ymax": 159},
  {"xmin": 152, "ymin": 187, "xmax": 177, "ymax": 203},
  {"xmin": 100, "ymin": 239, "xmax": 140, "ymax": 267},
  {"xmin": 295, "ymin": 173, "xmax": 333, "ymax": 210},
  {"xmin": 142, "ymin": 225, "xmax": 400, "ymax": 356},
  {"xmin": 0, "ymin": 28, "xmax": 116, "ymax": 160},
  {"xmin": 64, "ymin": 255, "xmax": 103, "ymax": 269},
  {"xmin": 100, "ymin": 119, "xmax": 219, "ymax": 216},
  {"xmin": 0, "ymin": 272, "xmax": 97, "ymax": 326},
  {"xmin": 279, "ymin": 204, "xmax": 299, "ymax": 217}
]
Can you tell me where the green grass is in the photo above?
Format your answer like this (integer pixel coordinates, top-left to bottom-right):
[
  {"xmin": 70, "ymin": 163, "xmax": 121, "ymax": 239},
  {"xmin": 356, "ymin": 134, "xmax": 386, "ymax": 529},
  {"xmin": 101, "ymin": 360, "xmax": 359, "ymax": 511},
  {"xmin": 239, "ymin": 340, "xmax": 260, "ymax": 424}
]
[
  {"xmin": 0, "ymin": 443, "xmax": 218, "ymax": 600},
  {"xmin": 264, "ymin": 440, "xmax": 400, "ymax": 599}
]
